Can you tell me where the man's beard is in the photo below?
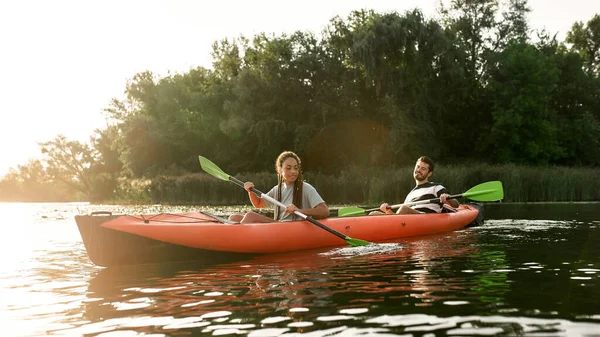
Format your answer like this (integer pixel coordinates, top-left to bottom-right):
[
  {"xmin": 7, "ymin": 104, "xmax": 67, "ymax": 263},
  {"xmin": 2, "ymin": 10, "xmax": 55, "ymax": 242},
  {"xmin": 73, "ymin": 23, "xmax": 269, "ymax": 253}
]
[{"xmin": 414, "ymin": 173, "xmax": 427, "ymax": 182}]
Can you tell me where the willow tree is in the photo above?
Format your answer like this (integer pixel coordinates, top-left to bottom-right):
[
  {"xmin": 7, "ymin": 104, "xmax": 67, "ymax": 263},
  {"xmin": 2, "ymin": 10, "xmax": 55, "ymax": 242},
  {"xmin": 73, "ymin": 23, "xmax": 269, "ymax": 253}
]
[
  {"xmin": 325, "ymin": 9, "xmax": 464, "ymax": 164},
  {"xmin": 566, "ymin": 14, "xmax": 600, "ymax": 77}
]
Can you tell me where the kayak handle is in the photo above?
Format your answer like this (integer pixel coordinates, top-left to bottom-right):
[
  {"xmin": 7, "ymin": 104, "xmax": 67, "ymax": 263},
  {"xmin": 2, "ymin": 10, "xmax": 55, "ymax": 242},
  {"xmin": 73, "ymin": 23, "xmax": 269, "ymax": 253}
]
[{"xmin": 90, "ymin": 211, "xmax": 113, "ymax": 216}]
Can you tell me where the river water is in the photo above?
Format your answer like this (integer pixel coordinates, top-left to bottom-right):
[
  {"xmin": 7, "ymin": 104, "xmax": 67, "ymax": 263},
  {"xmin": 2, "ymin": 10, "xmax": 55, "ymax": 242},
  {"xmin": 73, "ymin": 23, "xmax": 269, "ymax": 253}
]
[{"xmin": 1, "ymin": 202, "xmax": 599, "ymax": 336}]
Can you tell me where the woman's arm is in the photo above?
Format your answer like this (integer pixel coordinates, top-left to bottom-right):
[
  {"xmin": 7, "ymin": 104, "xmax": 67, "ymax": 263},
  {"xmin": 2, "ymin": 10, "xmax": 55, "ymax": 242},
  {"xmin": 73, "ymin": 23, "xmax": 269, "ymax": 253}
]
[
  {"xmin": 244, "ymin": 182, "xmax": 266, "ymax": 208},
  {"xmin": 298, "ymin": 202, "xmax": 329, "ymax": 219}
]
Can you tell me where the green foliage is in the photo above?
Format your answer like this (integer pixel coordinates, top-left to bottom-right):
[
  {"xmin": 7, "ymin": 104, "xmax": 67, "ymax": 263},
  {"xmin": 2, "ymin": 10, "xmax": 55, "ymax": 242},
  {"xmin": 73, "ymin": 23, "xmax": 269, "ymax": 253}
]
[
  {"xmin": 3, "ymin": 1, "xmax": 600, "ymax": 203},
  {"xmin": 38, "ymin": 135, "xmax": 119, "ymax": 201},
  {"xmin": 329, "ymin": 9, "xmax": 458, "ymax": 160},
  {"xmin": 548, "ymin": 48, "xmax": 600, "ymax": 165},
  {"xmin": 109, "ymin": 178, "xmax": 152, "ymax": 204},
  {"xmin": 566, "ymin": 14, "xmax": 600, "ymax": 76},
  {"xmin": 0, "ymin": 160, "xmax": 73, "ymax": 201},
  {"xmin": 149, "ymin": 172, "xmax": 276, "ymax": 205},
  {"xmin": 139, "ymin": 164, "xmax": 600, "ymax": 205},
  {"xmin": 39, "ymin": 135, "xmax": 96, "ymax": 193},
  {"xmin": 485, "ymin": 41, "xmax": 562, "ymax": 164},
  {"xmin": 0, "ymin": 133, "xmax": 122, "ymax": 202}
]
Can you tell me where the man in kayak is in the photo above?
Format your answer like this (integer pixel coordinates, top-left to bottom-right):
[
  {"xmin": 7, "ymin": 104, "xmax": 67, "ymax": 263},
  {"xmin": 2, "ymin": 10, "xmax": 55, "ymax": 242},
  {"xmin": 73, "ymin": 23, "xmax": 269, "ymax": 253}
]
[
  {"xmin": 370, "ymin": 156, "xmax": 459, "ymax": 215},
  {"xmin": 229, "ymin": 151, "xmax": 329, "ymax": 223}
]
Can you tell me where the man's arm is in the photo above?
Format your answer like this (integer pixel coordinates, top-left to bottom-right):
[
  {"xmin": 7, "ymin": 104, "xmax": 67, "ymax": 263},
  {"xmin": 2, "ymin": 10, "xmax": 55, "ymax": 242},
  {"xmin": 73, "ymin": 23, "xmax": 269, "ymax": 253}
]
[{"xmin": 440, "ymin": 193, "xmax": 460, "ymax": 208}]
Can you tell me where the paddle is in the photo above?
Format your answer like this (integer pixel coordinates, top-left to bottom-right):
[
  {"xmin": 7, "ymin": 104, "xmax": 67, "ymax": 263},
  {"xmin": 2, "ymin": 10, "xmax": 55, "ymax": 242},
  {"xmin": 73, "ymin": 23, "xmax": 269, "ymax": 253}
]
[
  {"xmin": 198, "ymin": 155, "xmax": 372, "ymax": 247},
  {"xmin": 338, "ymin": 181, "xmax": 504, "ymax": 217}
]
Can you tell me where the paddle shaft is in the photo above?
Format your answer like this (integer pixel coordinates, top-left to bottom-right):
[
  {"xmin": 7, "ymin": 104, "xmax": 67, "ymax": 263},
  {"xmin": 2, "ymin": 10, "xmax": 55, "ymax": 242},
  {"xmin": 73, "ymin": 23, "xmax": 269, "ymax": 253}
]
[
  {"xmin": 339, "ymin": 180, "xmax": 502, "ymax": 217},
  {"xmin": 228, "ymin": 176, "xmax": 349, "ymax": 241},
  {"xmin": 367, "ymin": 193, "xmax": 464, "ymax": 213}
]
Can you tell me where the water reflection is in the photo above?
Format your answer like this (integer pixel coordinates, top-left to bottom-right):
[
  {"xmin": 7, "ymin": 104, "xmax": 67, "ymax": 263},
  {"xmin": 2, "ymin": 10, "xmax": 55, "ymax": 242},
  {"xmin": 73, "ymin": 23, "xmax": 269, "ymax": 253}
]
[
  {"xmin": 74, "ymin": 231, "xmax": 490, "ymax": 334},
  {"xmin": 69, "ymin": 225, "xmax": 600, "ymax": 336},
  {"xmin": 2, "ymin": 203, "xmax": 600, "ymax": 336}
]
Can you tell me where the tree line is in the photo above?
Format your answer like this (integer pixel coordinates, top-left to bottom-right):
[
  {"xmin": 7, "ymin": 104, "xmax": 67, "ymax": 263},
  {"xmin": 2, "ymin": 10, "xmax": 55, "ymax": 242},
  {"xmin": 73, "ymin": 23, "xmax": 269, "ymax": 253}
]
[{"xmin": 1, "ymin": 0, "xmax": 600, "ymax": 202}]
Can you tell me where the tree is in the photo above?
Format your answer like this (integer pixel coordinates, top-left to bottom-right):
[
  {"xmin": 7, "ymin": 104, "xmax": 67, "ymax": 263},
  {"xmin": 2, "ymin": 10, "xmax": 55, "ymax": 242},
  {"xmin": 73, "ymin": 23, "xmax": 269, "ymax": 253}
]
[
  {"xmin": 40, "ymin": 135, "xmax": 95, "ymax": 193},
  {"xmin": 0, "ymin": 160, "xmax": 47, "ymax": 201},
  {"xmin": 547, "ymin": 43, "xmax": 600, "ymax": 165},
  {"xmin": 484, "ymin": 41, "xmax": 563, "ymax": 164},
  {"xmin": 566, "ymin": 14, "xmax": 600, "ymax": 76},
  {"xmin": 325, "ymin": 9, "xmax": 463, "ymax": 163}
]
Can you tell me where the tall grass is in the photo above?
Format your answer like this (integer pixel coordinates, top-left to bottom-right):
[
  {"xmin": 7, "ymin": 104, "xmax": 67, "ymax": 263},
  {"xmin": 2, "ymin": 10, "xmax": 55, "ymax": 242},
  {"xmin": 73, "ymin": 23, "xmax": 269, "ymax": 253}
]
[{"xmin": 122, "ymin": 164, "xmax": 599, "ymax": 205}]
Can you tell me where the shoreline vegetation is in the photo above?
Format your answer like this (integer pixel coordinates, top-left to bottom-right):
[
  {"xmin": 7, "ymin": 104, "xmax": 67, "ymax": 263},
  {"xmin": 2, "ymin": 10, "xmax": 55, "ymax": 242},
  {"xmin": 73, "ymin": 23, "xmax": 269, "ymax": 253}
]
[
  {"xmin": 1, "ymin": 3, "xmax": 600, "ymax": 206},
  {"xmin": 1, "ymin": 164, "xmax": 598, "ymax": 205}
]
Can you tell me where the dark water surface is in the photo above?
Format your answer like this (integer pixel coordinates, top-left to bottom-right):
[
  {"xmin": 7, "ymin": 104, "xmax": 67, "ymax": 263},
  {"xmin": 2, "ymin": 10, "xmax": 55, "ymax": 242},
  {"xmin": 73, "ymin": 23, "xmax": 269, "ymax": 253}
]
[{"xmin": 1, "ymin": 202, "xmax": 599, "ymax": 336}]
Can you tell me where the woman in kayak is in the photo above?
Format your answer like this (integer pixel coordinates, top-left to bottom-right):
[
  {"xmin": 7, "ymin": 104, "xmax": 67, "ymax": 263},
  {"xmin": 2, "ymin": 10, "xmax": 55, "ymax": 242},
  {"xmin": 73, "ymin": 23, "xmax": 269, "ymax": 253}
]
[
  {"xmin": 229, "ymin": 151, "xmax": 329, "ymax": 224},
  {"xmin": 370, "ymin": 156, "xmax": 459, "ymax": 215}
]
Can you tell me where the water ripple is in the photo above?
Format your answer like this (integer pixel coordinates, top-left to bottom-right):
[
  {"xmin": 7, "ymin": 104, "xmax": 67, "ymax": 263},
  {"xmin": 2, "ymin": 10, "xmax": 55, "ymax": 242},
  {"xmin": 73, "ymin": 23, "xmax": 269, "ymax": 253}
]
[{"xmin": 2, "ymin": 203, "xmax": 600, "ymax": 336}]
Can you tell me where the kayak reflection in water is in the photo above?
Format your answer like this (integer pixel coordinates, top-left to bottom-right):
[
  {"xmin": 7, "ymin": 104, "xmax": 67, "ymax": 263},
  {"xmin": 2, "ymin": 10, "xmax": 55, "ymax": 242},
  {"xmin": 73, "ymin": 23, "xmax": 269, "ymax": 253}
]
[
  {"xmin": 229, "ymin": 151, "xmax": 329, "ymax": 224},
  {"xmin": 370, "ymin": 156, "xmax": 459, "ymax": 215}
]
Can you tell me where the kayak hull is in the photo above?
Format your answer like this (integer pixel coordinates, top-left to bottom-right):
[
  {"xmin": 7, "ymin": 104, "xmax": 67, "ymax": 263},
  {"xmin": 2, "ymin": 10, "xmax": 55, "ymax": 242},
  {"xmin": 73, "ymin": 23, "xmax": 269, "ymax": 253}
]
[
  {"xmin": 74, "ymin": 212, "xmax": 257, "ymax": 267},
  {"xmin": 75, "ymin": 205, "xmax": 482, "ymax": 267}
]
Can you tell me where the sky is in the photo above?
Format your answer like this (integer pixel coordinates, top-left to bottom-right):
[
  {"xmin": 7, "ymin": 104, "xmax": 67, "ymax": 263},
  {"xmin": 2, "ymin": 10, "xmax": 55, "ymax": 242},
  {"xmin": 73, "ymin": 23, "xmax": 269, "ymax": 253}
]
[{"xmin": 0, "ymin": 0, "xmax": 598, "ymax": 177}]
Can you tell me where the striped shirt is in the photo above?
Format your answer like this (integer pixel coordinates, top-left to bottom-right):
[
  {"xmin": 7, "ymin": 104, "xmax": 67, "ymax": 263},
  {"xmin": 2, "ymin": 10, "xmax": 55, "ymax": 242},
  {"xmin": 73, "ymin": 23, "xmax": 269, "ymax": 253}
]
[{"xmin": 403, "ymin": 182, "xmax": 448, "ymax": 213}]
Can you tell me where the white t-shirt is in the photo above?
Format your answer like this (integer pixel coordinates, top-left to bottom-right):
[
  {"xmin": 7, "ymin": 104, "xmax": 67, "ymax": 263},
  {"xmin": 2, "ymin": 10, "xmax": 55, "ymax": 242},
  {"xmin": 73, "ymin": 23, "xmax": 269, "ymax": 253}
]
[
  {"xmin": 265, "ymin": 182, "xmax": 325, "ymax": 221},
  {"xmin": 403, "ymin": 182, "xmax": 448, "ymax": 213}
]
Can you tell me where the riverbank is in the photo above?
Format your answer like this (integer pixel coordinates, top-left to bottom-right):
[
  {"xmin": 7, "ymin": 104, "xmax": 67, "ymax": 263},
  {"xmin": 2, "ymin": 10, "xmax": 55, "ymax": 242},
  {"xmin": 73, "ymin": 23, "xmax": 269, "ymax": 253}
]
[
  {"xmin": 2, "ymin": 164, "xmax": 599, "ymax": 204},
  {"xmin": 147, "ymin": 164, "xmax": 600, "ymax": 205}
]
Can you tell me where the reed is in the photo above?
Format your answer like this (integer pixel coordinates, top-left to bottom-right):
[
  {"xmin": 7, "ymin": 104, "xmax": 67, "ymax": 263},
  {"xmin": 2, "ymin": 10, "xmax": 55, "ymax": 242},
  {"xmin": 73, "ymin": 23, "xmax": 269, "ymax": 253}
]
[
  {"xmin": 115, "ymin": 164, "xmax": 600, "ymax": 205},
  {"xmin": 148, "ymin": 172, "xmax": 277, "ymax": 205}
]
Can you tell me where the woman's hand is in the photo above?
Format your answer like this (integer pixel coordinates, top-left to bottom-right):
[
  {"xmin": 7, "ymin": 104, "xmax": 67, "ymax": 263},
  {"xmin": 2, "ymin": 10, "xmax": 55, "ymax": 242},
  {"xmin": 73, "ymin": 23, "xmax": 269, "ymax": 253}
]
[
  {"xmin": 285, "ymin": 204, "xmax": 299, "ymax": 214},
  {"xmin": 243, "ymin": 182, "xmax": 255, "ymax": 192}
]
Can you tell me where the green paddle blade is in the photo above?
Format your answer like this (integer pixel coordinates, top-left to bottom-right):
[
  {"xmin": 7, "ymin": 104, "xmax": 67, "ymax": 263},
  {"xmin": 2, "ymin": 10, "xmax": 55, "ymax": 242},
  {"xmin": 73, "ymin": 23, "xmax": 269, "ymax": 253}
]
[
  {"xmin": 338, "ymin": 207, "xmax": 366, "ymax": 217},
  {"xmin": 345, "ymin": 236, "xmax": 371, "ymax": 247},
  {"xmin": 198, "ymin": 156, "xmax": 230, "ymax": 181},
  {"xmin": 462, "ymin": 181, "xmax": 504, "ymax": 201}
]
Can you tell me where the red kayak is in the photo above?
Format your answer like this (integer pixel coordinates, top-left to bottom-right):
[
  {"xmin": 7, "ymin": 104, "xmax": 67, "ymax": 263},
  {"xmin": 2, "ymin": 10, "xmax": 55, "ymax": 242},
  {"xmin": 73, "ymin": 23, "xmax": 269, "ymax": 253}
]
[{"xmin": 75, "ymin": 204, "xmax": 482, "ymax": 267}]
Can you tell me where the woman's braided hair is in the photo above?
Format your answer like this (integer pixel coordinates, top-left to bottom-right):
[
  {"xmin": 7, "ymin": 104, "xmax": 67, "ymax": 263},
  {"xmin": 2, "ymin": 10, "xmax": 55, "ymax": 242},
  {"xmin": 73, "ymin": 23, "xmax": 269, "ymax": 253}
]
[{"xmin": 274, "ymin": 151, "xmax": 303, "ymax": 220}]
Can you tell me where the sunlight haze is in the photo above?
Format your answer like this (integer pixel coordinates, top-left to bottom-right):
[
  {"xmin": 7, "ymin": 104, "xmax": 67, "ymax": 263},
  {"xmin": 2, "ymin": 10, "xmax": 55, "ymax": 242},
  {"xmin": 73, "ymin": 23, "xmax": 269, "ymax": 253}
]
[{"xmin": 0, "ymin": 0, "xmax": 598, "ymax": 176}]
